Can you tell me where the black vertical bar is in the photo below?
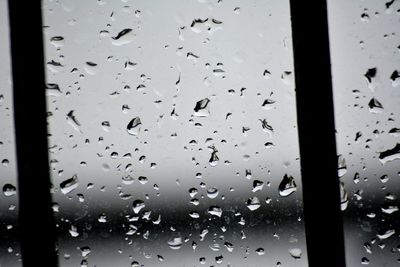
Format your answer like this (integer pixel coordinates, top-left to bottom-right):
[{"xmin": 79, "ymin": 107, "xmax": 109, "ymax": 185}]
[
  {"xmin": 290, "ymin": 1, "xmax": 346, "ymax": 267},
  {"xmin": 8, "ymin": 1, "xmax": 59, "ymax": 266}
]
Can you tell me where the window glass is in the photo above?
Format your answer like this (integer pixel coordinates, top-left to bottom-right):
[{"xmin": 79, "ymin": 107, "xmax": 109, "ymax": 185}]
[
  {"xmin": 328, "ymin": 0, "xmax": 400, "ymax": 265},
  {"xmin": 42, "ymin": 0, "xmax": 307, "ymax": 266}
]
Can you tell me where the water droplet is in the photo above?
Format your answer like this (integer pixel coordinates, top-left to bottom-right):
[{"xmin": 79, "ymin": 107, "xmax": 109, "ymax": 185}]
[
  {"xmin": 288, "ymin": 248, "xmax": 302, "ymax": 259},
  {"xmin": 84, "ymin": 61, "xmax": 98, "ymax": 75},
  {"xmin": 2, "ymin": 184, "xmax": 16, "ymax": 197},
  {"xmin": 215, "ymin": 255, "xmax": 223, "ymax": 264},
  {"xmin": 80, "ymin": 246, "xmax": 91, "ymax": 257},
  {"xmin": 69, "ymin": 225, "xmax": 79, "ymax": 237},
  {"xmin": 138, "ymin": 176, "xmax": 148, "ymax": 185},
  {"xmin": 66, "ymin": 110, "xmax": 81, "ymax": 132},
  {"xmin": 101, "ymin": 121, "xmax": 111, "ymax": 132},
  {"xmin": 377, "ymin": 229, "xmax": 395, "ymax": 240},
  {"xmin": 112, "ymin": 28, "xmax": 135, "ymax": 46},
  {"xmin": 209, "ymin": 148, "xmax": 219, "ymax": 166},
  {"xmin": 340, "ymin": 182, "xmax": 348, "ymax": 211},
  {"xmin": 252, "ymin": 180, "xmax": 264, "ymax": 192},
  {"xmin": 50, "ymin": 36, "xmax": 65, "ymax": 47},
  {"xmin": 122, "ymin": 175, "xmax": 134, "ymax": 185},
  {"xmin": 194, "ymin": 98, "xmax": 210, "ymax": 117},
  {"xmin": 263, "ymin": 69, "xmax": 271, "ymax": 79},
  {"xmin": 259, "ymin": 119, "xmax": 273, "ymax": 137},
  {"xmin": 60, "ymin": 175, "xmax": 79, "ymax": 194},
  {"xmin": 368, "ymin": 98, "xmax": 383, "ymax": 113},
  {"xmin": 337, "ymin": 154, "xmax": 347, "ymax": 177},
  {"xmin": 361, "ymin": 257, "xmax": 370, "ymax": 265},
  {"xmin": 255, "ymin": 247, "xmax": 265, "ymax": 255},
  {"xmin": 127, "ymin": 117, "xmax": 142, "ymax": 136},
  {"xmin": 246, "ymin": 196, "xmax": 261, "ymax": 211},
  {"xmin": 278, "ymin": 174, "xmax": 297, "ymax": 197},
  {"xmin": 206, "ymin": 187, "xmax": 219, "ymax": 199},
  {"xmin": 379, "ymin": 143, "xmax": 400, "ymax": 164},
  {"xmin": 390, "ymin": 70, "xmax": 400, "ymax": 87},
  {"xmin": 381, "ymin": 204, "xmax": 398, "ymax": 214},
  {"xmin": 364, "ymin": 68, "xmax": 377, "ymax": 88},
  {"xmin": 189, "ymin": 211, "xmax": 200, "ymax": 218},
  {"xmin": 167, "ymin": 235, "xmax": 183, "ymax": 250},
  {"xmin": 132, "ymin": 200, "xmax": 145, "ymax": 213},
  {"xmin": 208, "ymin": 205, "xmax": 222, "ymax": 217},
  {"xmin": 262, "ymin": 99, "xmax": 275, "ymax": 110},
  {"xmin": 224, "ymin": 242, "xmax": 234, "ymax": 252},
  {"xmin": 47, "ymin": 60, "xmax": 64, "ymax": 73}
]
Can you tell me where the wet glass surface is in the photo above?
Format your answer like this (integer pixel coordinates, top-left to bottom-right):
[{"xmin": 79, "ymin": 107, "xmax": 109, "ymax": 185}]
[{"xmin": 42, "ymin": 0, "xmax": 307, "ymax": 266}]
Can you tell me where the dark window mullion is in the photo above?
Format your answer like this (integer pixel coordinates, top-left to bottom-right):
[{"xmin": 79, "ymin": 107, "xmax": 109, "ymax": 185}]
[
  {"xmin": 8, "ymin": 1, "xmax": 59, "ymax": 266},
  {"xmin": 290, "ymin": 1, "xmax": 346, "ymax": 266}
]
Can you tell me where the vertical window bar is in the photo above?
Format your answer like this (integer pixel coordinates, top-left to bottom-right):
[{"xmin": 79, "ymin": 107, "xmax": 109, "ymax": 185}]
[
  {"xmin": 290, "ymin": 1, "xmax": 346, "ymax": 266},
  {"xmin": 8, "ymin": 1, "xmax": 59, "ymax": 266}
]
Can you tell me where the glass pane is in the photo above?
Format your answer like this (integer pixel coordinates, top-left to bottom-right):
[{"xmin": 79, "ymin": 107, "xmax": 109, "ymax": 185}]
[
  {"xmin": 0, "ymin": 0, "xmax": 22, "ymax": 266},
  {"xmin": 42, "ymin": 0, "xmax": 307, "ymax": 266},
  {"xmin": 328, "ymin": 0, "xmax": 400, "ymax": 266}
]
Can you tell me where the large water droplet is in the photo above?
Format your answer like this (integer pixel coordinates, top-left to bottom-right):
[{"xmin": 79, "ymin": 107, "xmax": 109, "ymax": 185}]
[
  {"xmin": 337, "ymin": 154, "xmax": 347, "ymax": 177},
  {"xmin": 288, "ymin": 248, "xmax": 302, "ymax": 259},
  {"xmin": 278, "ymin": 174, "xmax": 296, "ymax": 197},
  {"xmin": 208, "ymin": 205, "xmax": 222, "ymax": 217},
  {"xmin": 194, "ymin": 98, "xmax": 211, "ymax": 117},
  {"xmin": 252, "ymin": 180, "xmax": 264, "ymax": 192},
  {"xmin": 50, "ymin": 36, "xmax": 65, "ymax": 47},
  {"xmin": 112, "ymin": 28, "xmax": 135, "ymax": 46},
  {"xmin": 390, "ymin": 70, "xmax": 400, "ymax": 87},
  {"xmin": 3, "ymin": 184, "xmax": 16, "ymax": 197},
  {"xmin": 340, "ymin": 182, "xmax": 348, "ymax": 211},
  {"xmin": 377, "ymin": 229, "xmax": 395, "ymax": 240},
  {"xmin": 246, "ymin": 196, "xmax": 261, "ymax": 211},
  {"xmin": 167, "ymin": 235, "xmax": 183, "ymax": 250},
  {"xmin": 379, "ymin": 143, "xmax": 400, "ymax": 164},
  {"xmin": 132, "ymin": 199, "xmax": 145, "ymax": 213},
  {"xmin": 209, "ymin": 148, "xmax": 219, "ymax": 167},
  {"xmin": 368, "ymin": 98, "xmax": 383, "ymax": 113},
  {"xmin": 127, "ymin": 117, "xmax": 142, "ymax": 136},
  {"xmin": 206, "ymin": 187, "xmax": 219, "ymax": 199},
  {"xmin": 60, "ymin": 175, "xmax": 79, "ymax": 194}
]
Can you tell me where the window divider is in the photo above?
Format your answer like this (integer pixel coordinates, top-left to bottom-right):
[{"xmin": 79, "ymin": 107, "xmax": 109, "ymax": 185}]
[
  {"xmin": 8, "ymin": 1, "xmax": 59, "ymax": 266},
  {"xmin": 290, "ymin": 1, "xmax": 346, "ymax": 266}
]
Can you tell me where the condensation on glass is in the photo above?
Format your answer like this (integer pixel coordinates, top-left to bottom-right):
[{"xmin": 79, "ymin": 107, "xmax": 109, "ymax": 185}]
[
  {"xmin": 42, "ymin": 0, "xmax": 307, "ymax": 266},
  {"xmin": 328, "ymin": 0, "xmax": 400, "ymax": 266},
  {"xmin": 0, "ymin": 0, "xmax": 22, "ymax": 266}
]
